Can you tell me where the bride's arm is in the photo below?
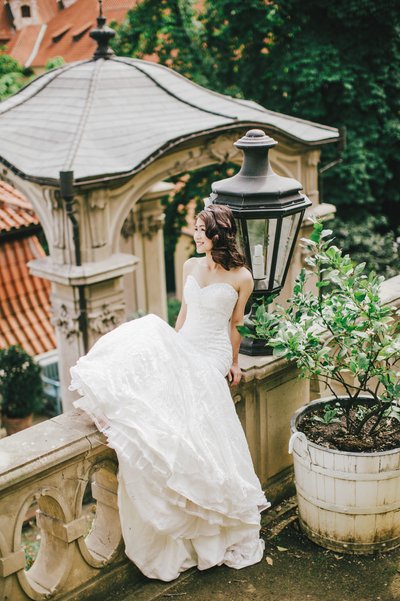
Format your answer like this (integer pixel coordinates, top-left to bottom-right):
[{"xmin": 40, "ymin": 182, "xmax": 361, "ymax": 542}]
[
  {"xmin": 175, "ymin": 300, "xmax": 187, "ymax": 332},
  {"xmin": 228, "ymin": 271, "xmax": 254, "ymax": 385},
  {"xmin": 174, "ymin": 258, "xmax": 193, "ymax": 331}
]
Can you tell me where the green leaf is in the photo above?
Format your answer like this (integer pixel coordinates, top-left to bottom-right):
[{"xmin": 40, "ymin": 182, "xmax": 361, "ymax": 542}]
[
  {"xmin": 237, "ymin": 325, "xmax": 254, "ymax": 338},
  {"xmin": 310, "ymin": 222, "xmax": 324, "ymax": 243}
]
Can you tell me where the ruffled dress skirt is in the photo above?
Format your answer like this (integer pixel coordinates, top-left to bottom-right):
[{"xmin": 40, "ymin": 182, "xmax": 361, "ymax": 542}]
[{"xmin": 70, "ymin": 314, "xmax": 269, "ymax": 581}]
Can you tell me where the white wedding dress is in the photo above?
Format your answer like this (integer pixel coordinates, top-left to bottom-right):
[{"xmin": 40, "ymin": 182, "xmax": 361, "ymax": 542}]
[{"xmin": 70, "ymin": 274, "xmax": 269, "ymax": 581}]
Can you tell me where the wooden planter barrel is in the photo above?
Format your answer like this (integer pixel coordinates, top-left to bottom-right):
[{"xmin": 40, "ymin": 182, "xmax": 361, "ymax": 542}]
[{"xmin": 289, "ymin": 398, "xmax": 400, "ymax": 554}]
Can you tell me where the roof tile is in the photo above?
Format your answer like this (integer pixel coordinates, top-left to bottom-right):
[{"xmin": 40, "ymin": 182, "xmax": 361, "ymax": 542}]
[
  {"xmin": 0, "ymin": 182, "xmax": 56, "ymax": 356},
  {"xmin": 31, "ymin": 0, "xmax": 138, "ymax": 67},
  {"xmin": 0, "ymin": 236, "xmax": 56, "ymax": 355},
  {"xmin": 0, "ymin": 181, "xmax": 39, "ymax": 231},
  {"xmin": 6, "ymin": 24, "xmax": 43, "ymax": 66}
]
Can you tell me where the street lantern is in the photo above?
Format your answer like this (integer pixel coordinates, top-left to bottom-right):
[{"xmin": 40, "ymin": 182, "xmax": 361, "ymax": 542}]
[{"xmin": 210, "ymin": 129, "xmax": 311, "ymax": 355}]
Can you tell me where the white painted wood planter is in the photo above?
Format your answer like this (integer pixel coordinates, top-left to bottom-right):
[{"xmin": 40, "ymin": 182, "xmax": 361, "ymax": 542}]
[{"xmin": 289, "ymin": 398, "xmax": 400, "ymax": 554}]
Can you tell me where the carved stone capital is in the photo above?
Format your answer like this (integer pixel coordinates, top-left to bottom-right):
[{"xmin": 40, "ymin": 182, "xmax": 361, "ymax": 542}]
[
  {"xmin": 89, "ymin": 304, "xmax": 125, "ymax": 335},
  {"xmin": 52, "ymin": 304, "xmax": 80, "ymax": 340},
  {"xmin": 121, "ymin": 209, "xmax": 136, "ymax": 239}
]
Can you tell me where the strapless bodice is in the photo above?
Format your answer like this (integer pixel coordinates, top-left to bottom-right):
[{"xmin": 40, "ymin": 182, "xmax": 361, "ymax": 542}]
[{"xmin": 177, "ymin": 274, "xmax": 238, "ymax": 376}]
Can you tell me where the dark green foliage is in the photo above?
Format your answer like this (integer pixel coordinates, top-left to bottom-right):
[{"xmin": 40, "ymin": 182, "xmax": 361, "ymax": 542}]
[
  {"xmin": 262, "ymin": 0, "xmax": 400, "ymax": 233},
  {"xmin": 334, "ymin": 215, "xmax": 400, "ymax": 280},
  {"xmin": 111, "ymin": 0, "xmax": 400, "ymax": 278},
  {"xmin": 0, "ymin": 345, "xmax": 44, "ymax": 418}
]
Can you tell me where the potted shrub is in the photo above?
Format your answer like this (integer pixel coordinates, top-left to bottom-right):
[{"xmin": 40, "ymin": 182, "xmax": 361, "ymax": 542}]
[
  {"xmin": 0, "ymin": 345, "xmax": 44, "ymax": 435},
  {"xmin": 242, "ymin": 222, "xmax": 400, "ymax": 554}
]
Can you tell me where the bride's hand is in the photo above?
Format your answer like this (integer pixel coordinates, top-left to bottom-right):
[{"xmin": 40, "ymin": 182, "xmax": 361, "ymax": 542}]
[{"xmin": 228, "ymin": 364, "xmax": 242, "ymax": 386}]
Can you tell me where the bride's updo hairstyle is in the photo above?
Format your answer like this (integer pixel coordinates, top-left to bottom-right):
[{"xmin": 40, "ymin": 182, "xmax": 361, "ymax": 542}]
[{"xmin": 197, "ymin": 204, "xmax": 245, "ymax": 271}]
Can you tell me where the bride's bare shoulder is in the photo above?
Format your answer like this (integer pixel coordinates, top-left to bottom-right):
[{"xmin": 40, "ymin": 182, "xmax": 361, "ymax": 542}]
[
  {"xmin": 236, "ymin": 266, "xmax": 253, "ymax": 283},
  {"xmin": 183, "ymin": 257, "xmax": 202, "ymax": 275},
  {"xmin": 235, "ymin": 266, "xmax": 253, "ymax": 293}
]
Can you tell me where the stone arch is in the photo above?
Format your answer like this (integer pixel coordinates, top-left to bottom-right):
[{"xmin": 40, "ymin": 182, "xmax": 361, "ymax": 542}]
[{"xmin": 110, "ymin": 131, "xmax": 244, "ymax": 246}]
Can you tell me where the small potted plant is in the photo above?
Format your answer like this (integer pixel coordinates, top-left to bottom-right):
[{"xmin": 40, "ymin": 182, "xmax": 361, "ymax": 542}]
[
  {"xmin": 0, "ymin": 345, "xmax": 44, "ymax": 435},
  {"xmin": 242, "ymin": 222, "xmax": 400, "ymax": 554}
]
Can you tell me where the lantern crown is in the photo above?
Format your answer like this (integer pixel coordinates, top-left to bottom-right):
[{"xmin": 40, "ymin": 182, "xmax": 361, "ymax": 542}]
[{"xmin": 211, "ymin": 129, "xmax": 310, "ymax": 216}]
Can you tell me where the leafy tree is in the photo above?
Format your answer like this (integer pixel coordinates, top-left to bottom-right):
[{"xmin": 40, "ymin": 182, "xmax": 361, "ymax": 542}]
[
  {"xmin": 45, "ymin": 56, "xmax": 65, "ymax": 71},
  {"xmin": 113, "ymin": 1, "xmax": 400, "ymax": 280},
  {"xmin": 0, "ymin": 345, "xmax": 44, "ymax": 418},
  {"xmin": 261, "ymin": 0, "xmax": 400, "ymax": 275},
  {"xmin": 0, "ymin": 52, "xmax": 33, "ymax": 100}
]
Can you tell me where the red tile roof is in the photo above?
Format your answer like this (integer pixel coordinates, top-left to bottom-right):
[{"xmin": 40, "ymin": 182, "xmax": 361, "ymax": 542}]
[
  {"xmin": 36, "ymin": 0, "xmax": 59, "ymax": 24},
  {"xmin": 6, "ymin": 24, "xmax": 43, "ymax": 66},
  {"xmin": 0, "ymin": 181, "xmax": 39, "ymax": 230},
  {"xmin": 4, "ymin": 0, "xmax": 138, "ymax": 68},
  {"xmin": 0, "ymin": 182, "xmax": 56, "ymax": 356}
]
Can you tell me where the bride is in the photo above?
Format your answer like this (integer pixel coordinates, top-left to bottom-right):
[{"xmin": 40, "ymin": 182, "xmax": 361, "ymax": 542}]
[{"xmin": 70, "ymin": 203, "xmax": 269, "ymax": 582}]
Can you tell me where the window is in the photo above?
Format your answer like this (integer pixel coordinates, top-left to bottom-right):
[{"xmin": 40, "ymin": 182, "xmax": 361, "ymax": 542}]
[{"xmin": 21, "ymin": 4, "xmax": 31, "ymax": 18}]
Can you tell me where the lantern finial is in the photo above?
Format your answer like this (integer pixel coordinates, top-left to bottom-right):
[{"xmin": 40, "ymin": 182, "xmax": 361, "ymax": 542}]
[{"xmin": 234, "ymin": 129, "xmax": 277, "ymax": 149}]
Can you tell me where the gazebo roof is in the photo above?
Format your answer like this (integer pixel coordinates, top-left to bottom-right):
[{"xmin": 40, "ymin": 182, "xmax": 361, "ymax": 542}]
[{"xmin": 0, "ymin": 44, "xmax": 339, "ymax": 186}]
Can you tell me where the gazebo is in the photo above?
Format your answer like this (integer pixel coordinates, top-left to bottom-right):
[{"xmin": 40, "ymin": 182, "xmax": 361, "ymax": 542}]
[{"xmin": 0, "ymin": 12, "xmax": 339, "ymax": 409}]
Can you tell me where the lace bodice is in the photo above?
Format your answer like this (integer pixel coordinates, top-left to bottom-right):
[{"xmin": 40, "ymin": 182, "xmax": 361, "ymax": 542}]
[{"xmin": 177, "ymin": 274, "xmax": 238, "ymax": 376}]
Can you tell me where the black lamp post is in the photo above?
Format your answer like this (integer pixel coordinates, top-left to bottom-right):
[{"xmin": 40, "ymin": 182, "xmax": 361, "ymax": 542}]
[{"xmin": 210, "ymin": 129, "xmax": 311, "ymax": 356}]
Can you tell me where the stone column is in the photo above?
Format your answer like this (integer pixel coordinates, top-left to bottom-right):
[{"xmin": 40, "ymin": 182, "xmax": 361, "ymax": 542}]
[
  {"xmin": 120, "ymin": 182, "xmax": 173, "ymax": 321},
  {"xmin": 29, "ymin": 254, "xmax": 138, "ymax": 411}
]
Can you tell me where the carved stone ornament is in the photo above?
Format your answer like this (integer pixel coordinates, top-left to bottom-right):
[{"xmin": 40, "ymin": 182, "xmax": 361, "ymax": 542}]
[
  {"xmin": 89, "ymin": 304, "xmax": 125, "ymax": 335},
  {"xmin": 208, "ymin": 135, "xmax": 242, "ymax": 164},
  {"xmin": 88, "ymin": 190, "xmax": 108, "ymax": 248},
  {"xmin": 45, "ymin": 188, "xmax": 66, "ymax": 249},
  {"xmin": 121, "ymin": 209, "xmax": 136, "ymax": 239},
  {"xmin": 232, "ymin": 394, "xmax": 242, "ymax": 405},
  {"xmin": 169, "ymin": 146, "xmax": 206, "ymax": 176},
  {"xmin": 52, "ymin": 304, "xmax": 80, "ymax": 340},
  {"xmin": 121, "ymin": 209, "xmax": 165, "ymax": 241}
]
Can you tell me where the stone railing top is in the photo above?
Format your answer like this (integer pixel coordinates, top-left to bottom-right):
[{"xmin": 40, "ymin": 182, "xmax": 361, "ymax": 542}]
[
  {"xmin": 380, "ymin": 274, "xmax": 400, "ymax": 306},
  {"xmin": 0, "ymin": 409, "xmax": 104, "ymax": 491}
]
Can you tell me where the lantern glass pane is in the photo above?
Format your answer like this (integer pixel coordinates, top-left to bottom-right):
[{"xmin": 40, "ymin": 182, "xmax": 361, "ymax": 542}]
[
  {"xmin": 236, "ymin": 218, "xmax": 247, "ymax": 264},
  {"xmin": 274, "ymin": 212, "xmax": 302, "ymax": 287},
  {"xmin": 245, "ymin": 218, "xmax": 278, "ymax": 291}
]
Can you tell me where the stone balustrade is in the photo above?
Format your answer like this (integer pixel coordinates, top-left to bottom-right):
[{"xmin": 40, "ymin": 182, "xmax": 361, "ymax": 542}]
[
  {"xmin": 1, "ymin": 275, "xmax": 399, "ymax": 600},
  {"xmin": 0, "ymin": 351, "xmax": 308, "ymax": 600}
]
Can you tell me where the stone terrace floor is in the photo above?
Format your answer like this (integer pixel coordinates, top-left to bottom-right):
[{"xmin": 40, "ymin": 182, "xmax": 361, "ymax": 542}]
[{"xmin": 111, "ymin": 498, "xmax": 400, "ymax": 601}]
